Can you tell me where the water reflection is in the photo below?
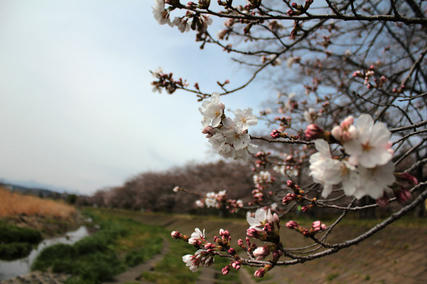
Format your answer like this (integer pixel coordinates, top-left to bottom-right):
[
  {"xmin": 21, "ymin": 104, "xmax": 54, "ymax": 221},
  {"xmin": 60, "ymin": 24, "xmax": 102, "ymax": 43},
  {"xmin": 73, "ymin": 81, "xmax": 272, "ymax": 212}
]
[{"xmin": 0, "ymin": 226, "xmax": 89, "ymax": 280}]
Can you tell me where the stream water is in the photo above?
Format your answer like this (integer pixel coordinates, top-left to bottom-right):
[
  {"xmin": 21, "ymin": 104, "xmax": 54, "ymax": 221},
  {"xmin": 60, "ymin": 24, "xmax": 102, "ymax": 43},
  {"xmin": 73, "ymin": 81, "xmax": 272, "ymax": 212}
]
[{"xmin": 0, "ymin": 226, "xmax": 89, "ymax": 280}]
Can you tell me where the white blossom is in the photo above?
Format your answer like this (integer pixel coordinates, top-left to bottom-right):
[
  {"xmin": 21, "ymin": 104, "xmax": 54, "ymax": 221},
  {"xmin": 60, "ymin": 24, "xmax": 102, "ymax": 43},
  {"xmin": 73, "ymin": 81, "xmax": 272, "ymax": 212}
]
[
  {"xmin": 343, "ymin": 114, "xmax": 393, "ymax": 168},
  {"xmin": 205, "ymin": 192, "xmax": 218, "ymax": 208},
  {"xmin": 199, "ymin": 93, "xmax": 225, "ymax": 128},
  {"xmin": 353, "ymin": 162, "xmax": 395, "ymax": 199},
  {"xmin": 309, "ymin": 139, "xmax": 343, "ymax": 197},
  {"xmin": 172, "ymin": 17, "xmax": 190, "ymax": 33},
  {"xmin": 246, "ymin": 208, "xmax": 273, "ymax": 230},
  {"xmin": 236, "ymin": 199, "xmax": 243, "ymax": 207},
  {"xmin": 233, "ymin": 108, "xmax": 258, "ymax": 131},
  {"xmin": 188, "ymin": 228, "xmax": 205, "ymax": 245},
  {"xmin": 182, "ymin": 254, "xmax": 198, "ymax": 272},
  {"xmin": 195, "ymin": 200, "xmax": 204, "ymax": 208},
  {"xmin": 152, "ymin": 0, "xmax": 170, "ymax": 26},
  {"xmin": 182, "ymin": 249, "xmax": 213, "ymax": 272}
]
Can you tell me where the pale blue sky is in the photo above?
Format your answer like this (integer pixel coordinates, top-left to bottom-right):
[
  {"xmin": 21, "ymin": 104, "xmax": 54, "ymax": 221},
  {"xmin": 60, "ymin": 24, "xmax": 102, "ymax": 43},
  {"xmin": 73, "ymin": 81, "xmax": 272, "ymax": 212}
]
[{"xmin": 0, "ymin": 0, "xmax": 270, "ymax": 194}]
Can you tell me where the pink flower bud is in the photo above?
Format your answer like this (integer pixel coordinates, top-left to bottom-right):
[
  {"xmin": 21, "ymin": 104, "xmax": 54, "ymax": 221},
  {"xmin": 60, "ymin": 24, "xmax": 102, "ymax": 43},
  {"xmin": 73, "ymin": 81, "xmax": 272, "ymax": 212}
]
[
  {"xmin": 202, "ymin": 126, "xmax": 215, "ymax": 138},
  {"xmin": 247, "ymin": 228, "xmax": 258, "ymax": 237},
  {"xmin": 231, "ymin": 261, "xmax": 241, "ymax": 270},
  {"xmin": 171, "ymin": 231, "xmax": 181, "ymax": 239},
  {"xmin": 222, "ymin": 265, "xmax": 230, "ymax": 275},
  {"xmin": 304, "ymin": 124, "xmax": 324, "ymax": 140},
  {"xmin": 219, "ymin": 229, "xmax": 230, "ymax": 238},
  {"xmin": 254, "ymin": 268, "xmax": 265, "ymax": 278},
  {"xmin": 253, "ymin": 246, "xmax": 270, "ymax": 260},
  {"xmin": 263, "ymin": 223, "xmax": 273, "ymax": 232},
  {"xmin": 376, "ymin": 194, "xmax": 389, "ymax": 207},
  {"xmin": 270, "ymin": 129, "xmax": 281, "ymax": 138},
  {"xmin": 286, "ymin": 220, "xmax": 298, "ymax": 229},
  {"xmin": 399, "ymin": 173, "xmax": 418, "ymax": 185},
  {"xmin": 228, "ymin": 247, "xmax": 236, "ymax": 255},
  {"xmin": 397, "ymin": 189, "xmax": 412, "ymax": 204},
  {"xmin": 237, "ymin": 238, "xmax": 244, "ymax": 247},
  {"xmin": 204, "ymin": 242, "xmax": 215, "ymax": 249}
]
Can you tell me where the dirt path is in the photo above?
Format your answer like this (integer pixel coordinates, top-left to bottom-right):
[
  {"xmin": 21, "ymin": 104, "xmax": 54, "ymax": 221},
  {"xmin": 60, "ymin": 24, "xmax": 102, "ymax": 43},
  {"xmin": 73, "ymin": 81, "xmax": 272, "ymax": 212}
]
[
  {"xmin": 196, "ymin": 267, "xmax": 216, "ymax": 284},
  {"xmin": 104, "ymin": 239, "xmax": 170, "ymax": 284}
]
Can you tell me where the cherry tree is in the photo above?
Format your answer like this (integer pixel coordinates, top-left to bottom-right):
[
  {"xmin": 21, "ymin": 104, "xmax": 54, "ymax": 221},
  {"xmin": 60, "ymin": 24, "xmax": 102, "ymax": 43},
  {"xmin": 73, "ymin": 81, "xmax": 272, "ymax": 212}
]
[{"xmin": 151, "ymin": 0, "xmax": 426, "ymax": 278}]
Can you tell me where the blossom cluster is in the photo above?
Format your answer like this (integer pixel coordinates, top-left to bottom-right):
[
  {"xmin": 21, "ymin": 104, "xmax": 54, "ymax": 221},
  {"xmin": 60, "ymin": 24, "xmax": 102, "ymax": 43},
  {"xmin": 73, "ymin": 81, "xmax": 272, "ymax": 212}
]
[
  {"xmin": 152, "ymin": 0, "xmax": 212, "ymax": 33},
  {"xmin": 285, "ymin": 220, "xmax": 327, "ymax": 236},
  {"xmin": 309, "ymin": 114, "xmax": 395, "ymax": 199},
  {"xmin": 174, "ymin": 227, "xmax": 243, "ymax": 275},
  {"xmin": 200, "ymin": 93, "xmax": 258, "ymax": 160},
  {"xmin": 244, "ymin": 207, "xmax": 283, "ymax": 277},
  {"xmin": 195, "ymin": 190, "xmax": 244, "ymax": 213},
  {"xmin": 151, "ymin": 67, "xmax": 187, "ymax": 94},
  {"xmin": 253, "ymin": 171, "xmax": 274, "ymax": 190}
]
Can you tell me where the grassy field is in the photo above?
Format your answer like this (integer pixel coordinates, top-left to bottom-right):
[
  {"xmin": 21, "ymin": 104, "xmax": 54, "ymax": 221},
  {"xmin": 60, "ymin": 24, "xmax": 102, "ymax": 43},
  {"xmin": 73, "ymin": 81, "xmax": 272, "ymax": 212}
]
[
  {"xmin": 0, "ymin": 187, "xmax": 78, "ymax": 260},
  {"xmin": 0, "ymin": 221, "xmax": 42, "ymax": 260},
  {"xmin": 31, "ymin": 208, "xmax": 198, "ymax": 284},
  {"xmin": 0, "ymin": 187, "xmax": 75, "ymax": 218},
  {"xmin": 102, "ymin": 209, "xmax": 427, "ymax": 284},
  {"xmin": 22, "ymin": 208, "xmax": 427, "ymax": 283}
]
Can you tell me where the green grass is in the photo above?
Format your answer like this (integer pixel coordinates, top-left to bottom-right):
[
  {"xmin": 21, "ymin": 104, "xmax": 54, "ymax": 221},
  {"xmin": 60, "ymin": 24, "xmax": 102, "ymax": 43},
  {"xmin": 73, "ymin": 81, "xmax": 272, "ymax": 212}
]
[
  {"xmin": 326, "ymin": 272, "xmax": 340, "ymax": 281},
  {"xmin": 32, "ymin": 208, "xmax": 165, "ymax": 284},
  {"xmin": 140, "ymin": 236, "xmax": 200, "ymax": 284},
  {"xmin": 0, "ymin": 222, "xmax": 42, "ymax": 260}
]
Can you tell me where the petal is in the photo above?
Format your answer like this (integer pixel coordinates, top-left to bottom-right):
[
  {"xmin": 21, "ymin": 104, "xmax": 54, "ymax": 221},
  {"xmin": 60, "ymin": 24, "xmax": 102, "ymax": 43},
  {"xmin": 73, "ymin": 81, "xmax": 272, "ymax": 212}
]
[{"xmin": 314, "ymin": 139, "xmax": 331, "ymax": 157}]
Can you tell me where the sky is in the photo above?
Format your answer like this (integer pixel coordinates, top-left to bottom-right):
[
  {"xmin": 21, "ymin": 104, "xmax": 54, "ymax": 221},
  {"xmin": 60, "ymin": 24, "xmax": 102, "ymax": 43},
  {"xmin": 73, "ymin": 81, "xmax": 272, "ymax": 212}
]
[{"xmin": 0, "ymin": 0, "xmax": 271, "ymax": 194}]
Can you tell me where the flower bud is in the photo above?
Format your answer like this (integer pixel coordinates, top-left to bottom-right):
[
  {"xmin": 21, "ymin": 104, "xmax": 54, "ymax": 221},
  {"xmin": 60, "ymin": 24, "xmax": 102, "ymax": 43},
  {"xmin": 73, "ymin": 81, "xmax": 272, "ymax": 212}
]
[
  {"xmin": 246, "ymin": 228, "xmax": 258, "ymax": 237},
  {"xmin": 270, "ymin": 129, "xmax": 281, "ymax": 138},
  {"xmin": 253, "ymin": 246, "xmax": 270, "ymax": 260},
  {"xmin": 304, "ymin": 124, "xmax": 324, "ymax": 140},
  {"xmin": 228, "ymin": 247, "xmax": 236, "ymax": 255},
  {"xmin": 202, "ymin": 126, "xmax": 215, "ymax": 138},
  {"xmin": 397, "ymin": 189, "xmax": 412, "ymax": 204},
  {"xmin": 171, "ymin": 231, "xmax": 181, "ymax": 239},
  {"xmin": 398, "ymin": 173, "xmax": 418, "ymax": 185},
  {"xmin": 286, "ymin": 220, "xmax": 298, "ymax": 229},
  {"xmin": 254, "ymin": 268, "xmax": 265, "ymax": 278},
  {"xmin": 231, "ymin": 261, "xmax": 241, "ymax": 270},
  {"xmin": 222, "ymin": 265, "xmax": 230, "ymax": 275}
]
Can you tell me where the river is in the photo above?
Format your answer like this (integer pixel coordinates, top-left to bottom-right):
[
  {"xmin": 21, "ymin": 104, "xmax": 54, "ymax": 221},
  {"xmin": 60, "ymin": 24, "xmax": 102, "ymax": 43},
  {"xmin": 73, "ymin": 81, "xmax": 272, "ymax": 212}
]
[{"xmin": 0, "ymin": 226, "xmax": 89, "ymax": 280}]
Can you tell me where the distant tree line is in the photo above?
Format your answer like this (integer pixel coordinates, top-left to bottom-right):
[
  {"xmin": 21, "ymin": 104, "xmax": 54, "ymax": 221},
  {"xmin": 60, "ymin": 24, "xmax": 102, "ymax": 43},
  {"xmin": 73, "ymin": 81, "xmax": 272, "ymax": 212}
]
[{"xmin": 78, "ymin": 160, "xmax": 253, "ymax": 213}]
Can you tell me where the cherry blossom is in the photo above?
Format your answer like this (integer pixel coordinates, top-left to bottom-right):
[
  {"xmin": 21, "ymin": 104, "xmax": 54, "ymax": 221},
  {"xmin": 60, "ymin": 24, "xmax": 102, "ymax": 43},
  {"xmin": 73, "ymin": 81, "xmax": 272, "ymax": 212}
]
[
  {"xmin": 188, "ymin": 228, "xmax": 206, "ymax": 245},
  {"xmin": 246, "ymin": 207, "xmax": 274, "ymax": 230},
  {"xmin": 309, "ymin": 139, "xmax": 344, "ymax": 197},
  {"xmin": 200, "ymin": 93, "xmax": 225, "ymax": 128},
  {"xmin": 353, "ymin": 162, "xmax": 396, "ymax": 199},
  {"xmin": 343, "ymin": 114, "xmax": 393, "ymax": 168},
  {"xmin": 152, "ymin": 0, "xmax": 170, "ymax": 26},
  {"xmin": 233, "ymin": 108, "xmax": 258, "ymax": 131}
]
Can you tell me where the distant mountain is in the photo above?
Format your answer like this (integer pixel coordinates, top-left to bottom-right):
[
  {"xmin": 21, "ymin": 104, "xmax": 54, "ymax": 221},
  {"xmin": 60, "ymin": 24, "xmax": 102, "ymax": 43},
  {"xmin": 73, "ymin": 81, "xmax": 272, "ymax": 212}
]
[{"xmin": 0, "ymin": 178, "xmax": 72, "ymax": 198}]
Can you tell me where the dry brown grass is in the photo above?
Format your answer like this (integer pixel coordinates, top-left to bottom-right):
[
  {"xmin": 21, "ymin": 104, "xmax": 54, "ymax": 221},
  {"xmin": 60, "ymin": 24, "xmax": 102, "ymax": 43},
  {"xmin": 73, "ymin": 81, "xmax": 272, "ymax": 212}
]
[{"xmin": 0, "ymin": 187, "xmax": 75, "ymax": 218}]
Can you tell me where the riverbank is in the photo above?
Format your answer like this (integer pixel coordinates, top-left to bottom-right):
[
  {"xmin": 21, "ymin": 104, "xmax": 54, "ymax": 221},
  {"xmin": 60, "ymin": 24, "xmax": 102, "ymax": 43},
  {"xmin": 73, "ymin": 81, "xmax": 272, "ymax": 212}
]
[
  {"xmin": 3, "ymin": 207, "xmax": 425, "ymax": 283},
  {"xmin": 100, "ymin": 209, "xmax": 427, "ymax": 284}
]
